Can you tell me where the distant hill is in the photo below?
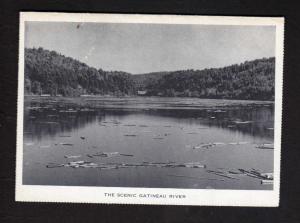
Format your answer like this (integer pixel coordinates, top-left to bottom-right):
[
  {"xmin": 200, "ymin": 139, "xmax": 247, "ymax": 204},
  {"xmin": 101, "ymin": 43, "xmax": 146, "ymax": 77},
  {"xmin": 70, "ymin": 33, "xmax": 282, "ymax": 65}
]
[
  {"xmin": 134, "ymin": 58, "xmax": 275, "ymax": 100},
  {"xmin": 24, "ymin": 47, "xmax": 275, "ymax": 100},
  {"xmin": 24, "ymin": 47, "xmax": 136, "ymax": 96},
  {"xmin": 132, "ymin": 71, "xmax": 170, "ymax": 90}
]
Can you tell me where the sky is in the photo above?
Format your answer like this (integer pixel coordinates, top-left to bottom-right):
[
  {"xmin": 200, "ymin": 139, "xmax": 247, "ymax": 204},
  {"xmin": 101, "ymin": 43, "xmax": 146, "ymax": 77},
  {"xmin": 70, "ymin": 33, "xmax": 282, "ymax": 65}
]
[{"xmin": 25, "ymin": 22, "xmax": 275, "ymax": 74}]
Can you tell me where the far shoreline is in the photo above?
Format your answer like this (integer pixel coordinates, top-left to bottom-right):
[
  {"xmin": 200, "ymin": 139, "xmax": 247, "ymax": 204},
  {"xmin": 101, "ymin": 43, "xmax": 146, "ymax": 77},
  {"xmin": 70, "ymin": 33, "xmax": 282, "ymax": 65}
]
[{"xmin": 24, "ymin": 95, "xmax": 274, "ymax": 102}]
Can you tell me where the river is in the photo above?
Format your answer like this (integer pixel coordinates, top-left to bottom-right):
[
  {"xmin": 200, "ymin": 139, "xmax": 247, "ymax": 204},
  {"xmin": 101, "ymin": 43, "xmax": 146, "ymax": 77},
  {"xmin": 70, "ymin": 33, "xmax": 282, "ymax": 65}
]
[{"xmin": 23, "ymin": 96, "xmax": 274, "ymax": 190}]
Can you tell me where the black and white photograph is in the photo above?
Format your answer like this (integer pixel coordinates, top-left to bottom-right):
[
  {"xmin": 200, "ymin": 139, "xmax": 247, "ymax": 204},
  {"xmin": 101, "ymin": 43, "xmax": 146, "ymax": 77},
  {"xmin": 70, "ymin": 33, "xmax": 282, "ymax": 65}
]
[{"xmin": 16, "ymin": 12, "xmax": 284, "ymax": 206}]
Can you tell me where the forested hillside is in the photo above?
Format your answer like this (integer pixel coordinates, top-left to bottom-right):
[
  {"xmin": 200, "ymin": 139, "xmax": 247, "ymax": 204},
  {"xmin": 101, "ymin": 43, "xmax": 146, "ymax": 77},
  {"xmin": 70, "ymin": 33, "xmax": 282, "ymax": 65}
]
[
  {"xmin": 137, "ymin": 58, "xmax": 275, "ymax": 100},
  {"xmin": 24, "ymin": 48, "xmax": 136, "ymax": 96},
  {"xmin": 24, "ymin": 47, "xmax": 275, "ymax": 100},
  {"xmin": 133, "ymin": 71, "xmax": 170, "ymax": 89}
]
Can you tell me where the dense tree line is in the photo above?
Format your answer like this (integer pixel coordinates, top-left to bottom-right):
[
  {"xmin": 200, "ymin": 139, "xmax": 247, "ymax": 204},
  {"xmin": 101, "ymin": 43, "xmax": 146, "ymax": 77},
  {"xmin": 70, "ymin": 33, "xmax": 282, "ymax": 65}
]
[
  {"xmin": 25, "ymin": 47, "xmax": 135, "ymax": 96},
  {"xmin": 25, "ymin": 47, "xmax": 275, "ymax": 100},
  {"xmin": 134, "ymin": 58, "xmax": 275, "ymax": 100}
]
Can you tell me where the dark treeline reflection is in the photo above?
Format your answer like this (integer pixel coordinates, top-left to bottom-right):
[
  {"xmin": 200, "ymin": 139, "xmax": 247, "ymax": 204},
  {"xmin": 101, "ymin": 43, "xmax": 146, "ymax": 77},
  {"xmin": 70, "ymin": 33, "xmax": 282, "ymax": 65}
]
[
  {"xmin": 143, "ymin": 106, "xmax": 274, "ymax": 139},
  {"xmin": 24, "ymin": 100, "xmax": 274, "ymax": 140},
  {"xmin": 24, "ymin": 101, "xmax": 101, "ymax": 140}
]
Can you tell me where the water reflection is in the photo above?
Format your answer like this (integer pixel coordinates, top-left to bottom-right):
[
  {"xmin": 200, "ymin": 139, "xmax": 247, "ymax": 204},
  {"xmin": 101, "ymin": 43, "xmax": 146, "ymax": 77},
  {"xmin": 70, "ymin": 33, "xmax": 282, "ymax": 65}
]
[
  {"xmin": 24, "ymin": 99, "xmax": 274, "ymax": 140},
  {"xmin": 23, "ymin": 97, "xmax": 274, "ymax": 189}
]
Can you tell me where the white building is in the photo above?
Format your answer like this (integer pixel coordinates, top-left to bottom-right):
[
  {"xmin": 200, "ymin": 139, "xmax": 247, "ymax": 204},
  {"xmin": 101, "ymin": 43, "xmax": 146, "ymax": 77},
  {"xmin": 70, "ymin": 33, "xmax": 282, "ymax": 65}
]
[{"xmin": 137, "ymin": 90, "xmax": 147, "ymax": 95}]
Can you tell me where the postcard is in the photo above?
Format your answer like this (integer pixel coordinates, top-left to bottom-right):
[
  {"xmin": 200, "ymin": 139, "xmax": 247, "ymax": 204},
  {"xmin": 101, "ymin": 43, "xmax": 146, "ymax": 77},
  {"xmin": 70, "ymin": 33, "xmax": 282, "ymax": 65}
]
[{"xmin": 16, "ymin": 12, "xmax": 284, "ymax": 206}]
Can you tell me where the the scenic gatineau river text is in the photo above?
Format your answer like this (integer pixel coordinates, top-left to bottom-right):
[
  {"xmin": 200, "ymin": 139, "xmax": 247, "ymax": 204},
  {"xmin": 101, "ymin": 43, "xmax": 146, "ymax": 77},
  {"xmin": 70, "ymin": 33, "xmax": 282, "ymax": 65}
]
[{"xmin": 104, "ymin": 193, "xmax": 186, "ymax": 199}]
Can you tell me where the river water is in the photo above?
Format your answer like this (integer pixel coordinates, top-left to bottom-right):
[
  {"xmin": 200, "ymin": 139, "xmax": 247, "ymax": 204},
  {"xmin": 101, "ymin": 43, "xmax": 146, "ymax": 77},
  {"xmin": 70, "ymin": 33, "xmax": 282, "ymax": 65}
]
[{"xmin": 23, "ymin": 96, "xmax": 274, "ymax": 190}]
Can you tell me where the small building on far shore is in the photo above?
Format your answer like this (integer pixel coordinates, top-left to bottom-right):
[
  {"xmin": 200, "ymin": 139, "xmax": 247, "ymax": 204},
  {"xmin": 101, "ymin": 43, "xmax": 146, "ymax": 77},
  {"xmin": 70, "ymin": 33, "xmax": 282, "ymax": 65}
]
[{"xmin": 137, "ymin": 90, "xmax": 147, "ymax": 96}]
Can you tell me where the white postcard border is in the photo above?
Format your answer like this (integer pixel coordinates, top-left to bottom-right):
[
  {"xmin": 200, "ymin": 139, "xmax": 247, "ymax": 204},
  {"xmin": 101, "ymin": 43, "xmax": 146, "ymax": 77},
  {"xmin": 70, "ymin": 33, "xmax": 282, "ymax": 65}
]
[{"xmin": 16, "ymin": 12, "xmax": 284, "ymax": 206}]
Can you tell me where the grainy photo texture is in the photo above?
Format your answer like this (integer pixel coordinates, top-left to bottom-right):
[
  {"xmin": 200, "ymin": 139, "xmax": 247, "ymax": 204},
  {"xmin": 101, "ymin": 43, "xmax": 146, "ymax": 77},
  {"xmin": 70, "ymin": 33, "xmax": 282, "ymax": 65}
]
[{"xmin": 16, "ymin": 12, "xmax": 284, "ymax": 206}]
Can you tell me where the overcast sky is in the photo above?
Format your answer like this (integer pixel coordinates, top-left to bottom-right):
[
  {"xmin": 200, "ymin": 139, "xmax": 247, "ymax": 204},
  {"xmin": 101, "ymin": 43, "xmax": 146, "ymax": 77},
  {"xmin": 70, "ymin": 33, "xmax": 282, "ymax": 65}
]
[{"xmin": 25, "ymin": 22, "xmax": 275, "ymax": 74}]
